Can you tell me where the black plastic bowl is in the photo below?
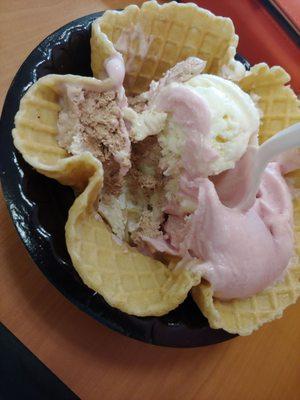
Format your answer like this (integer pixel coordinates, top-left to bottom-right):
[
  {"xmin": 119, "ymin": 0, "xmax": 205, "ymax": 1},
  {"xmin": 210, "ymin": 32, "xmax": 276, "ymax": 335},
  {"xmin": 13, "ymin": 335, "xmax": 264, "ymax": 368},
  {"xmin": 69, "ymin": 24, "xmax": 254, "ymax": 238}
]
[{"xmin": 0, "ymin": 13, "xmax": 245, "ymax": 347}]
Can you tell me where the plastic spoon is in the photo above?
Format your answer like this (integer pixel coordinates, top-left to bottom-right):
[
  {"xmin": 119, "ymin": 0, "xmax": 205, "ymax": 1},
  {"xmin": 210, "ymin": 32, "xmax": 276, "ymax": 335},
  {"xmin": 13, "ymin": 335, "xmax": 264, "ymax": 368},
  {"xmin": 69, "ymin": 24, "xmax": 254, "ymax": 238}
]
[{"xmin": 238, "ymin": 122, "xmax": 300, "ymax": 210}]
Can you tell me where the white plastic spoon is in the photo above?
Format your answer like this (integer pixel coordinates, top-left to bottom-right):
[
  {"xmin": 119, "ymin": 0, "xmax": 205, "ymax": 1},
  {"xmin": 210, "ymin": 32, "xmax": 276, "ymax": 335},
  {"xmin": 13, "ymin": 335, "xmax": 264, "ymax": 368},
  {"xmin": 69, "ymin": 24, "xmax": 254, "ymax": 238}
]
[{"xmin": 238, "ymin": 122, "xmax": 300, "ymax": 211}]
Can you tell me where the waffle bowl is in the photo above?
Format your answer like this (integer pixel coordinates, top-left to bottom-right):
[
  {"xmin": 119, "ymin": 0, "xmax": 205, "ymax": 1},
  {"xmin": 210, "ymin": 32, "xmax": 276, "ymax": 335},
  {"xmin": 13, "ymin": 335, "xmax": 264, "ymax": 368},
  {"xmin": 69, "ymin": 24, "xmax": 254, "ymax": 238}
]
[
  {"xmin": 91, "ymin": 1, "xmax": 240, "ymax": 95},
  {"xmin": 2, "ymin": 1, "xmax": 295, "ymax": 345}
]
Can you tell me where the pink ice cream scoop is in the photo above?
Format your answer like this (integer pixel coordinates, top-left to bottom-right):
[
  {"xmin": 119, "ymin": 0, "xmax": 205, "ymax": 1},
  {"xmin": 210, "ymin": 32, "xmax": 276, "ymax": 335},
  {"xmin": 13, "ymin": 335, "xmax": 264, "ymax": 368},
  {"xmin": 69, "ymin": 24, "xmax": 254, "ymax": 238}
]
[{"xmin": 164, "ymin": 164, "xmax": 293, "ymax": 299}]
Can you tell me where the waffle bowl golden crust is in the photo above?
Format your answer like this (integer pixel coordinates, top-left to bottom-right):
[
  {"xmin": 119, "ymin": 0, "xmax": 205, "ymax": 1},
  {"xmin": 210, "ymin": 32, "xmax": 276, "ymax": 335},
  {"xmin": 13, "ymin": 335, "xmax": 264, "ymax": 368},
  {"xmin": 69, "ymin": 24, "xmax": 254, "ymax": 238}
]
[
  {"xmin": 91, "ymin": 1, "xmax": 239, "ymax": 95},
  {"xmin": 13, "ymin": 1, "xmax": 300, "ymax": 333}
]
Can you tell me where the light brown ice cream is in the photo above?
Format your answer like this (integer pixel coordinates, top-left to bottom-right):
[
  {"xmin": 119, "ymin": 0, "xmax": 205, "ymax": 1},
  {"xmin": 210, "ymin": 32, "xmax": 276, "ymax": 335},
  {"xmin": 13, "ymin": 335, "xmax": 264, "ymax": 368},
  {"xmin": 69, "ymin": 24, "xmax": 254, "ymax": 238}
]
[
  {"xmin": 57, "ymin": 84, "xmax": 131, "ymax": 194},
  {"xmin": 126, "ymin": 136, "xmax": 165, "ymax": 246}
]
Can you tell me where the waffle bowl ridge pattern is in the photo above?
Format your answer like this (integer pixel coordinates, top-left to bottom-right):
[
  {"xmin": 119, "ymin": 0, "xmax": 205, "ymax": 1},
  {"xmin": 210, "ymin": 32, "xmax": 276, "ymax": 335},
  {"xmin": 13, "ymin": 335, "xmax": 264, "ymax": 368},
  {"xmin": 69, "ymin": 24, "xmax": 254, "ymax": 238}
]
[{"xmin": 91, "ymin": 1, "xmax": 239, "ymax": 94}]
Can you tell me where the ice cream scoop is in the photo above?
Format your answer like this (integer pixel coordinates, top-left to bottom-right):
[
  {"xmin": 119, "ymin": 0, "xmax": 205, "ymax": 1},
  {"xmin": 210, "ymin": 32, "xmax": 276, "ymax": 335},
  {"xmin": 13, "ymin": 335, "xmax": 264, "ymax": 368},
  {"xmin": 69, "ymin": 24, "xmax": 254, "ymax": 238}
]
[{"xmin": 155, "ymin": 74, "xmax": 260, "ymax": 181}]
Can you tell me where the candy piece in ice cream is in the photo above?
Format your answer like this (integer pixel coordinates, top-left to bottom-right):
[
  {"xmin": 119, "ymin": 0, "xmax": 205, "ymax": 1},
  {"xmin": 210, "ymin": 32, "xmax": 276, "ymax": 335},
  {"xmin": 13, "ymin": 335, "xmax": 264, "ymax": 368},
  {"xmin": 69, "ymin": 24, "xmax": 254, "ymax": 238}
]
[
  {"xmin": 156, "ymin": 74, "xmax": 260, "ymax": 180},
  {"xmin": 104, "ymin": 52, "xmax": 126, "ymax": 88},
  {"xmin": 123, "ymin": 57, "xmax": 206, "ymax": 142},
  {"xmin": 148, "ymin": 57, "xmax": 207, "ymax": 104},
  {"xmin": 122, "ymin": 107, "xmax": 167, "ymax": 142}
]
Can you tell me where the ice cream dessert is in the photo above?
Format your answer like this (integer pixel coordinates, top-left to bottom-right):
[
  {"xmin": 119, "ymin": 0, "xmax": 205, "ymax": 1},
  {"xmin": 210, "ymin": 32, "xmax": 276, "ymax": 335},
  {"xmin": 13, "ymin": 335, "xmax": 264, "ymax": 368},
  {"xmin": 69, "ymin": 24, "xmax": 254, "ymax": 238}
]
[
  {"xmin": 54, "ymin": 51, "xmax": 295, "ymax": 305},
  {"xmin": 12, "ymin": 1, "xmax": 300, "ymax": 336}
]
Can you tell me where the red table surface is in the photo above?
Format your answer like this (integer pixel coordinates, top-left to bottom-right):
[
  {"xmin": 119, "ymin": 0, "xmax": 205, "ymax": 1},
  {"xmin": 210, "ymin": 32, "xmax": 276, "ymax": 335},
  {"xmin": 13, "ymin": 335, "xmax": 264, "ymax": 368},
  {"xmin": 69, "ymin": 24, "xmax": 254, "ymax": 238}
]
[{"xmin": 184, "ymin": 0, "xmax": 300, "ymax": 93}]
